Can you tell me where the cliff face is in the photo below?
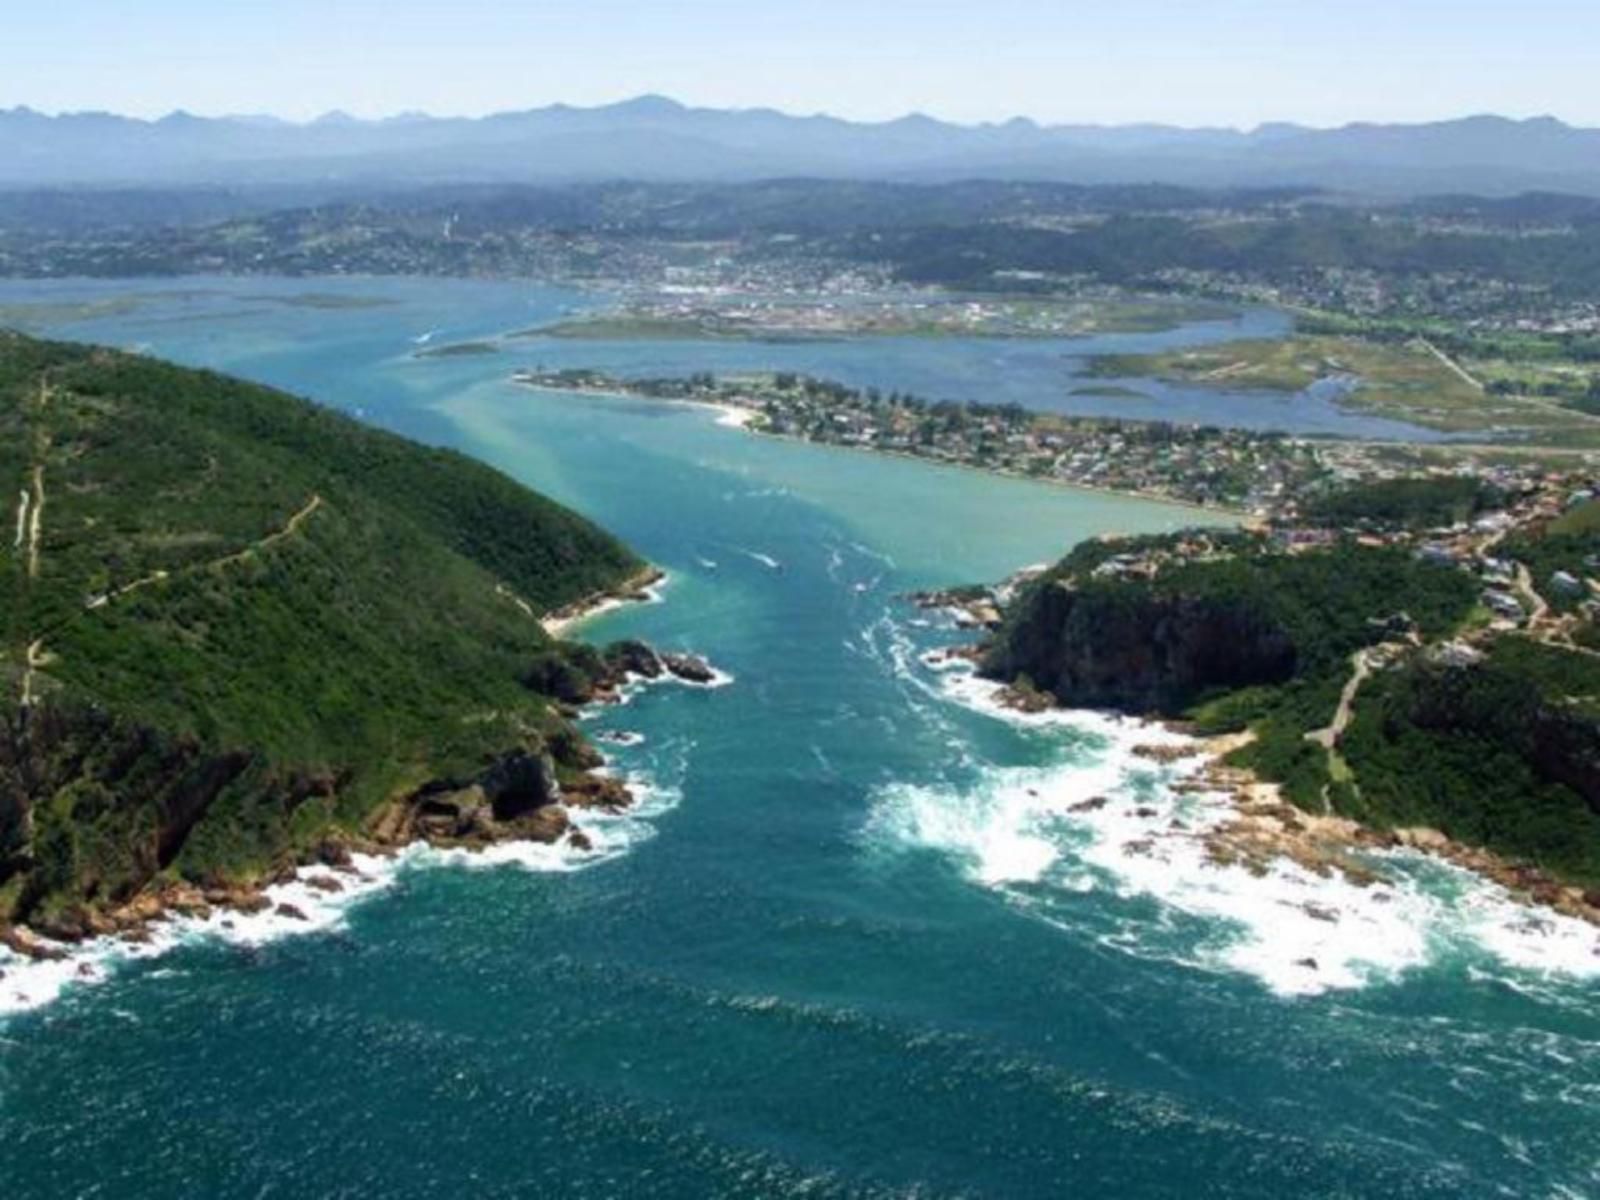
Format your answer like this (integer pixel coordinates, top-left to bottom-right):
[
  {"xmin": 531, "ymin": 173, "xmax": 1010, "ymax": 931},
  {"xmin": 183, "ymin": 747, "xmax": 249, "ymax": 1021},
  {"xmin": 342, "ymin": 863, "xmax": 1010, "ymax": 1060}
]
[{"xmin": 980, "ymin": 579, "xmax": 1297, "ymax": 715}]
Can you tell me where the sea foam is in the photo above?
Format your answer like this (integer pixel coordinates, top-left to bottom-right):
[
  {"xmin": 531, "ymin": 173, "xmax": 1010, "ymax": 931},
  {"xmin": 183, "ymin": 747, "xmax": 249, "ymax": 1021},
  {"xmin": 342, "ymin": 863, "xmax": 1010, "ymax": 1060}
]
[
  {"xmin": 0, "ymin": 766, "xmax": 680, "ymax": 1022},
  {"xmin": 869, "ymin": 637, "xmax": 1600, "ymax": 999}
]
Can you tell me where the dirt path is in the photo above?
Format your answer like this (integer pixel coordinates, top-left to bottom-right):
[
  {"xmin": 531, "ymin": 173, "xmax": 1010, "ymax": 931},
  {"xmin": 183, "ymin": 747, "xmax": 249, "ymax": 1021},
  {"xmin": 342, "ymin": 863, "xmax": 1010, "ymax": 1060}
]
[
  {"xmin": 1514, "ymin": 562, "xmax": 1551, "ymax": 628},
  {"xmin": 1416, "ymin": 337, "xmax": 1484, "ymax": 392},
  {"xmin": 89, "ymin": 494, "xmax": 324, "ymax": 610},
  {"xmin": 19, "ymin": 638, "xmax": 45, "ymax": 708},
  {"xmin": 1308, "ymin": 651, "xmax": 1373, "ymax": 752},
  {"xmin": 26, "ymin": 464, "xmax": 44, "ymax": 580},
  {"xmin": 12, "ymin": 488, "xmax": 28, "ymax": 550},
  {"xmin": 495, "ymin": 582, "xmax": 537, "ymax": 619},
  {"xmin": 1302, "ymin": 650, "xmax": 1375, "ymax": 814},
  {"xmin": 201, "ymin": 494, "xmax": 323, "ymax": 572}
]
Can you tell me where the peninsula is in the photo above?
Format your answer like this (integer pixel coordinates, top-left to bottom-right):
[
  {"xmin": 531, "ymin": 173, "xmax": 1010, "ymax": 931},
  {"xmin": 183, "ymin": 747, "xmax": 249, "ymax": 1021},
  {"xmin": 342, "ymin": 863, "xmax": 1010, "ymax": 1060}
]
[{"xmin": 0, "ymin": 333, "xmax": 673, "ymax": 953}]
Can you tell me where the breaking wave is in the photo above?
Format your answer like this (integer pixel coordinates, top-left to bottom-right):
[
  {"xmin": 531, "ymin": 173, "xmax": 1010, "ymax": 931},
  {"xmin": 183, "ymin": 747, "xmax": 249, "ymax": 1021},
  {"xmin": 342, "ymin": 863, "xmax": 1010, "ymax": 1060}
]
[{"xmin": 863, "ymin": 615, "xmax": 1600, "ymax": 1000}]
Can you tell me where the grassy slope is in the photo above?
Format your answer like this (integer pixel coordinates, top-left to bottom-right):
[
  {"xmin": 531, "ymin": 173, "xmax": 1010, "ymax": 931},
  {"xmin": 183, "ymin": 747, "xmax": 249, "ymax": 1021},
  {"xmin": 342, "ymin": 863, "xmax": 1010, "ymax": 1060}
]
[{"xmin": 0, "ymin": 332, "xmax": 642, "ymax": 908}]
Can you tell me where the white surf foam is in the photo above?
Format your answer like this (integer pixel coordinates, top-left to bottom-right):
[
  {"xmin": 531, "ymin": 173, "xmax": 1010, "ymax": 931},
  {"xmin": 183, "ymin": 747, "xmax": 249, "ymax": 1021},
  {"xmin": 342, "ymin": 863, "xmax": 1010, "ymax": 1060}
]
[
  {"xmin": 870, "ymin": 652, "xmax": 1600, "ymax": 999},
  {"xmin": 0, "ymin": 853, "xmax": 399, "ymax": 1019},
  {"xmin": 0, "ymin": 765, "xmax": 681, "ymax": 1022}
]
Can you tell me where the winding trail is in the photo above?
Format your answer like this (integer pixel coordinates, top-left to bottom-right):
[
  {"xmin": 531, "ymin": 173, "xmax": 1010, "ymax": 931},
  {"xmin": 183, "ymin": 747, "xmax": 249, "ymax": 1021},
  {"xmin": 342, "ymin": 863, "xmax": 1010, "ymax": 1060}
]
[
  {"xmin": 209, "ymin": 494, "xmax": 322, "ymax": 570},
  {"xmin": 14, "ymin": 377, "xmax": 52, "ymax": 707},
  {"xmin": 1514, "ymin": 562, "xmax": 1551, "ymax": 629},
  {"xmin": 1304, "ymin": 650, "xmax": 1374, "ymax": 814},
  {"xmin": 19, "ymin": 638, "xmax": 44, "ymax": 709},
  {"xmin": 1309, "ymin": 651, "xmax": 1373, "ymax": 751},
  {"xmin": 88, "ymin": 494, "xmax": 324, "ymax": 610}
]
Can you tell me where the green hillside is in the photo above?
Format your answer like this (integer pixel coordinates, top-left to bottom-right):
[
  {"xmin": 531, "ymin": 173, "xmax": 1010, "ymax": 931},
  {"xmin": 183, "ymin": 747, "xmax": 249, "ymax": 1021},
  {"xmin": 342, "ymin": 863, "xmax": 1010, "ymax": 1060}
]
[{"xmin": 0, "ymin": 332, "xmax": 643, "ymax": 924}]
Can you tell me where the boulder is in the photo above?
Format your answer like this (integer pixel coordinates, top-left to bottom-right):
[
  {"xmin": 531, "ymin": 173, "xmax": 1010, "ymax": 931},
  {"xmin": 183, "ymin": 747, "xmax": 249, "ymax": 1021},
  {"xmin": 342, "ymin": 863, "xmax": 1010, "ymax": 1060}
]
[
  {"xmin": 662, "ymin": 653, "xmax": 716, "ymax": 685},
  {"xmin": 562, "ymin": 775, "xmax": 634, "ymax": 812},
  {"xmin": 317, "ymin": 840, "xmax": 354, "ymax": 869},
  {"xmin": 1, "ymin": 925, "xmax": 69, "ymax": 962},
  {"xmin": 606, "ymin": 639, "xmax": 664, "ymax": 680}
]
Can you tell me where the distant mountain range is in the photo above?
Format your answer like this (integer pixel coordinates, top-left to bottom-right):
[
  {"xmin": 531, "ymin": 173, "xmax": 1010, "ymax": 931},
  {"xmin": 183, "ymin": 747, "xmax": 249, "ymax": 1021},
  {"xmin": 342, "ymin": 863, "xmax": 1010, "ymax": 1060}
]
[{"xmin": 4, "ymin": 96, "xmax": 1600, "ymax": 196}]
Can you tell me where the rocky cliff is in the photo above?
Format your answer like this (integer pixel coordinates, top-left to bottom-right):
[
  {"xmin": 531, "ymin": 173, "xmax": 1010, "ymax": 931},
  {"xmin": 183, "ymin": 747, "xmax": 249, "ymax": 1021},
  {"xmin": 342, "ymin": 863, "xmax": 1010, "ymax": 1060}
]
[{"xmin": 980, "ymin": 577, "xmax": 1297, "ymax": 715}]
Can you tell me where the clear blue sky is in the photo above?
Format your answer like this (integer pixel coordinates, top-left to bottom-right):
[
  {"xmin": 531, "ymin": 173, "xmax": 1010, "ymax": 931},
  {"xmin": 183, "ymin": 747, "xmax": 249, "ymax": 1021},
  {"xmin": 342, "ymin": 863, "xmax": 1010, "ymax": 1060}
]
[{"xmin": 5, "ymin": 0, "xmax": 1599, "ymax": 128}]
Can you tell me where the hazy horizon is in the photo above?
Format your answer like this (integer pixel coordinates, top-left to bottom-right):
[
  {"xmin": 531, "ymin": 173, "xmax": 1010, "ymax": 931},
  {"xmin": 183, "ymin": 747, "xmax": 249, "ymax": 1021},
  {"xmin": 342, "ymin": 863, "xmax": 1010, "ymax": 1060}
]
[
  {"xmin": 5, "ymin": 0, "xmax": 1599, "ymax": 128},
  {"xmin": 3, "ymin": 93, "xmax": 1591, "ymax": 135}
]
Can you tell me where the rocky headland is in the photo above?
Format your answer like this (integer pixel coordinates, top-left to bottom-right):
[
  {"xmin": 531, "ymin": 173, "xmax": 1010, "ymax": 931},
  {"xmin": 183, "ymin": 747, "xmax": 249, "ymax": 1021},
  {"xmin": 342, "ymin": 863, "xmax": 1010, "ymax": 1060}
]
[{"xmin": 954, "ymin": 533, "xmax": 1600, "ymax": 931}]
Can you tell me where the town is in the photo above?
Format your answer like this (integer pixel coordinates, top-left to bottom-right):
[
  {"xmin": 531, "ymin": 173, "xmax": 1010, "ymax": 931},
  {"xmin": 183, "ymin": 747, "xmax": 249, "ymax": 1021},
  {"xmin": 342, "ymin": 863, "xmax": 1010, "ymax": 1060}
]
[{"xmin": 511, "ymin": 365, "xmax": 1600, "ymax": 527}]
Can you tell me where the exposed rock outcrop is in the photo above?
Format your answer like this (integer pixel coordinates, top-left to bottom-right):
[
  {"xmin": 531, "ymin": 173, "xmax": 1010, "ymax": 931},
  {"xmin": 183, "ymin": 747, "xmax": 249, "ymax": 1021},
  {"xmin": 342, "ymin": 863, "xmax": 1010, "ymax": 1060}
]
[{"xmin": 981, "ymin": 579, "xmax": 1296, "ymax": 714}]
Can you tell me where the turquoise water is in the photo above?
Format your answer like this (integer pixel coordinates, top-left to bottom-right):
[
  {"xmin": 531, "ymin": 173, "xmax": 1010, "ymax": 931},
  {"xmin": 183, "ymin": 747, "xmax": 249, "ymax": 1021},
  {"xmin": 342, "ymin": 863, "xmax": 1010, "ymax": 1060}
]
[{"xmin": 1, "ymin": 278, "xmax": 1597, "ymax": 1198}]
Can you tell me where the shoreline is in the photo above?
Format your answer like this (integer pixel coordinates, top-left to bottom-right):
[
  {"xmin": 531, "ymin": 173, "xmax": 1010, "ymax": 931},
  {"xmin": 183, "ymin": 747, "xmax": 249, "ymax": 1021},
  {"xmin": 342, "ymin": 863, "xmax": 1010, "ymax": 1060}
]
[
  {"xmin": 514, "ymin": 379, "xmax": 1249, "ymax": 521},
  {"xmin": 0, "ymin": 642, "xmax": 725, "ymax": 1018},
  {"xmin": 1182, "ymin": 727, "xmax": 1600, "ymax": 930},
  {"xmin": 927, "ymin": 630, "xmax": 1600, "ymax": 948},
  {"xmin": 540, "ymin": 565, "xmax": 667, "ymax": 637},
  {"xmin": 927, "ymin": 654, "xmax": 1600, "ymax": 991},
  {"xmin": 2, "ymin": 572, "xmax": 730, "ymax": 1021}
]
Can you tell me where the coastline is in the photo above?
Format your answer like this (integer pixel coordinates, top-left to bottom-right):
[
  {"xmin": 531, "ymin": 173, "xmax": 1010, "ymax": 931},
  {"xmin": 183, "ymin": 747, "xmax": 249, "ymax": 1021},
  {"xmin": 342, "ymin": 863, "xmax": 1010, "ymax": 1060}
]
[
  {"xmin": 1185, "ymin": 727, "xmax": 1600, "ymax": 930},
  {"xmin": 925, "ymin": 654, "xmax": 1600, "ymax": 992},
  {"xmin": 540, "ymin": 565, "xmax": 668, "ymax": 636},
  {"xmin": 0, "ymin": 632, "xmax": 726, "ymax": 1019},
  {"xmin": 514, "ymin": 378, "xmax": 1249, "ymax": 521}
]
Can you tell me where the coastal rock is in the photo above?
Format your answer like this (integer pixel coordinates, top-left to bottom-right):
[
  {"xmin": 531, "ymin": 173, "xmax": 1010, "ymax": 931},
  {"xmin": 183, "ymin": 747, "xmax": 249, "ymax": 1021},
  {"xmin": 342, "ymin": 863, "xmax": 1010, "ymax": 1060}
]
[
  {"xmin": 509, "ymin": 806, "xmax": 570, "ymax": 845},
  {"xmin": 317, "ymin": 840, "xmax": 354, "ymax": 869},
  {"xmin": 480, "ymin": 750, "xmax": 562, "ymax": 821},
  {"xmin": 1132, "ymin": 743, "xmax": 1201, "ymax": 764},
  {"xmin": 275, "ymin": 903, "xmax": 309, "ymax": 922},
  {"xmin": 562, "ymin": 775, "xmax": 634, "ymax": 812},
  {"xmin": 607, "ymin": 639, "xmax": 664, "ymax": 680},
  {"xmin": 1, "ymin": 925, "xmax": 69, "ymax": 962},
  {"xmin": 662, "ymin": 653, "xmax": 716, "ymax": 685},
  {"xmin": 996, "ymin": 682, "xmax": 1054, "ymax": 714}
]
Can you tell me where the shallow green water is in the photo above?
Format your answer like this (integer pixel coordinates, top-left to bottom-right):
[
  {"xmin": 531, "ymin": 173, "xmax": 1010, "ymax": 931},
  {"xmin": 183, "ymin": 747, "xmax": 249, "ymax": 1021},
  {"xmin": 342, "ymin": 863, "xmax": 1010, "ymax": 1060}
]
[{"xmin": 0, "ymin": 278, "xmax": 1596, "ymax": 1199}]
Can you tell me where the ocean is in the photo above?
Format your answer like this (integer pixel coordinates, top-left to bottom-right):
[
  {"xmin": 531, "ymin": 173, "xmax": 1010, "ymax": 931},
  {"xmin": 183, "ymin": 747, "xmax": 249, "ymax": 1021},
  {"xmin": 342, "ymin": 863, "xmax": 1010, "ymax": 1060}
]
[{"xmin": 0, "ymin": 277, "xmax": 1595, "ymax": 1198}]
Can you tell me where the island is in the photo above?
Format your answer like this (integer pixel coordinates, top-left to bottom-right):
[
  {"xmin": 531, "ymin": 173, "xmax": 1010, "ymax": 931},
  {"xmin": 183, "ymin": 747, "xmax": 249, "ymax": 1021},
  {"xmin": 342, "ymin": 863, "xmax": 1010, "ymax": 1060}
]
[{"xmin": 0, "ymin": 333, "xmax": 688, "ymax": 955}]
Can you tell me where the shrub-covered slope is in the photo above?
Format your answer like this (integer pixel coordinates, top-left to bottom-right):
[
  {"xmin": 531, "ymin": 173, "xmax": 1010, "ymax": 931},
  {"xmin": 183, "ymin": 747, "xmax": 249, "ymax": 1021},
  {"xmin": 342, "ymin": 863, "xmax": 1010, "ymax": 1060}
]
[{"xmin": 0, "ymin": 332, "xmax": 643, "ymax": 923}]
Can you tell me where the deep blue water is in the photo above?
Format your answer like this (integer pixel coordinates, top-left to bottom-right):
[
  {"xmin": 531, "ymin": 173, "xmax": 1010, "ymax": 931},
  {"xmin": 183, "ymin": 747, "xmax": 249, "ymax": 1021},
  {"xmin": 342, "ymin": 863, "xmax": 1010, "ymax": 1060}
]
[{"xmin": 0, "ymin": 277, "xmax": 1596, "ymax": 1199}]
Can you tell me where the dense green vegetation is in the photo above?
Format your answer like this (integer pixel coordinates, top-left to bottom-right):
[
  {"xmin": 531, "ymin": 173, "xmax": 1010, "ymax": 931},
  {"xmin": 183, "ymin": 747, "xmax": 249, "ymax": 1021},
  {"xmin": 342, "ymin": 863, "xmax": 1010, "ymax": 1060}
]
[
  {"xmin": 993, "ymin": 536, "xmax": 1479, "ymax": 808},
  {"xmin": 1301, "ymin": 476, "xmax": 1505, "ymax": 530},
  {"xmin": 1341, "ymin": 639, "xmax": 1600, "ymax": 883},
  {"xmin": 996, "ymin": 530, "xmax": 1600, "ymax": 883},
  {"xmin": 0, "ymin": 333, "xmax": 641, "ymax": 921},
  {"xmin": 1166, "ymin": 546, "xmax": 1475, "ymax": 809},
  {"xmin": 854, "ymin": 210, "xmax": 1600, "ymax": 300}
]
